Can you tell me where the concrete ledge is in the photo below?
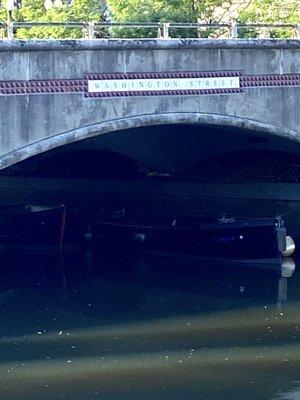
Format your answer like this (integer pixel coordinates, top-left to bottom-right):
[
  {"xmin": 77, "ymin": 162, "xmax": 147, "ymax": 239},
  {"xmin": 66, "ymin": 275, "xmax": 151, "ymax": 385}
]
[
  {"xmin": 0, "ymin": 38, "xmax": 299, "ymax": 52},
  {"xmin": 1, "ymin": 176, "xmax": 300, "ymax": 202}
]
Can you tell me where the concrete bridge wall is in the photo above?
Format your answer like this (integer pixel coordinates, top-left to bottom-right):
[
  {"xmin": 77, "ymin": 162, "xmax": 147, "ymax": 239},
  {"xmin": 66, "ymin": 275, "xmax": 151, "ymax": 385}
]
[{"xmin": 0, "ymin": 39, "xmax": 299, "ymax": 170}]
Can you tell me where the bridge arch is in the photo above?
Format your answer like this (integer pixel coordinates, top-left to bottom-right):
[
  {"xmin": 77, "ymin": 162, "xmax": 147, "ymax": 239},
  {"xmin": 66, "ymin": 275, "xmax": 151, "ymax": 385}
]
[{"xmin": 1, "ymin": 112, "xmax": 299, "ymax": 171}]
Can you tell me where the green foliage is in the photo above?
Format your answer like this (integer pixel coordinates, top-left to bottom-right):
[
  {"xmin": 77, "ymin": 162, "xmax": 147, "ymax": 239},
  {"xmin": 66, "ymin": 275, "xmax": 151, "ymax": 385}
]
[
  {"xmin": 67, "ymin": 0, "xmax": 103, "ymax": 21},
  {"xmin": 107, "ymin": 0, "xmax": 235, "ymax": 38},
  {"xmin": 238, "ymin": 0, "xmax": 299, "ymax": 38},
  {"xmin": 108, "ymin": 0, "xmax": 299, "ymax": 38},
  {"xmin": 4, "ymin": 0, "xmax": 103, "ymax": 39},
  {"xmin": 107, "ymin": 0, "xmax": 199, "ymax": 38},
  {"xmin": 0, "ymin": 8, "xmax": 6, "ymax": 21},
  {"xmin": 1, "ymin": 0, "xmax": 298, "ymax": 38}
]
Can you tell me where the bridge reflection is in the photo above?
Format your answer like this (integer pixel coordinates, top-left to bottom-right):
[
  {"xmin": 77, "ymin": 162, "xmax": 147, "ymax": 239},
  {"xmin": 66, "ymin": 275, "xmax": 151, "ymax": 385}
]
[{"xmin": 0, "ymin": 249, "xmax": 298, "ymax": 399}]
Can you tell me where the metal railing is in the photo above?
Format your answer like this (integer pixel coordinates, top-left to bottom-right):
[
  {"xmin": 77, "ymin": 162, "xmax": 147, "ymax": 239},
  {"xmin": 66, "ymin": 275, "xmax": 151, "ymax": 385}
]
[{"xmin": 1, "ymin": 21, "xmax": 299, "ymax": 40}]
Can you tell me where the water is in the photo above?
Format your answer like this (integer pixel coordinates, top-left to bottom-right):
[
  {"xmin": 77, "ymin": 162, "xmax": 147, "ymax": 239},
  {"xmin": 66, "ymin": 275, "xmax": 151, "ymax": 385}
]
[{"xmin": 0, "ymin": 248, "xmax": 300, "ymax": 400}]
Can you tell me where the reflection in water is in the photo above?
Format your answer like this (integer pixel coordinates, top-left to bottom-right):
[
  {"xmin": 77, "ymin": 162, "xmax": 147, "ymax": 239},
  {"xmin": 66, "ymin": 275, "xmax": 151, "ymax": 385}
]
[
  {"xmin": 278, "ymin": 386, "xmax": 300, "ymax": 400},
  {"xmin": 0, "ymin": 250, "xmax": 299, "ymax": 400},
  {"xmin": 277, "ymin": 258, "xmax": 295, "ymax": 309},
  {"xmin": 1, "ymin": 344, "xmax": 300, "ymax": 400}
]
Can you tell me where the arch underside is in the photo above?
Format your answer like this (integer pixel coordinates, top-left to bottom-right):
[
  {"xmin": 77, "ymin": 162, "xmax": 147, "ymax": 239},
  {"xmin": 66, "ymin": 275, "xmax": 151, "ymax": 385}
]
[{"xmin": 0, "ymin": 112, "xmax": 298, "ymax": 171}]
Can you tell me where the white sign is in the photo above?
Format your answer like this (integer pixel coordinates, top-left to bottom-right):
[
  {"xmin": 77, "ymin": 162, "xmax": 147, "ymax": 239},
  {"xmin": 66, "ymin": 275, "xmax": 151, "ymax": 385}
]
[{"xmin": 88, "ymin": 76, "xmax": 240, "ymax": 94}]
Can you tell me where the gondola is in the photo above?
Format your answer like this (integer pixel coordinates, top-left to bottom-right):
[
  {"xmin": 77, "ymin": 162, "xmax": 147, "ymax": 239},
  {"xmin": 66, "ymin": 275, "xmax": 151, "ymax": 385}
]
[
  {"xmin": 0, "ymin": 204, "xmax": 86, "ymax": 253},
  {"xmin": 92, "ymin": 207, "xmax": 295, "ymax": 271}
]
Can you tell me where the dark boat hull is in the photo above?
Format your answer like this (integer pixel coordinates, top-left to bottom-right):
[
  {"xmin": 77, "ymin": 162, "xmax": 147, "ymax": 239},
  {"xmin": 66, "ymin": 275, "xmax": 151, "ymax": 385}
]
[
  {"xmin": 0, "ymin": 205, "xmax": 85, "ymax": 252},
  {"xmin": 92, "ymin": 217, "xmax": 287, "ymax": 261},
  {"xmin": 137, "ymin": 249, "xmax": 285, "ymax": 273}
]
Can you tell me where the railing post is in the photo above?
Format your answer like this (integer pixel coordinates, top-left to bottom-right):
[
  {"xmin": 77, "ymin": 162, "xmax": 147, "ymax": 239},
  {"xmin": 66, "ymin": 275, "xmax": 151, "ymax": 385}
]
[
  {"xmin": 230, "ymin": 20, "xmax": 237, "ymax": 39},
  {"xmin": 162, "ymin": 22, "xmax": 170, "ymax": 39},
  {"xmin": 297, "ymin": 24, "xmax": 300, "ymax": 39},
  {"xmin": 259, "ymin": 27, "xmax": 269, "ymax": 39},
  {"xmin": 87, "ymin": 21, "xmax": 95, "ymax": 39},
  {"xmin": 157, "ymin": 23, "xmax": 162, "ymax": 38},
  {"xmin": 7, "ymin": 21, "xmax": 14, "ymax": 39}
]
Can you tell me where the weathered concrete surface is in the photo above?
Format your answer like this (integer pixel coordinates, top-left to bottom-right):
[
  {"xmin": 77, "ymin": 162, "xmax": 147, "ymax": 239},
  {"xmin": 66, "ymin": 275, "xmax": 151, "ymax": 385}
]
[{"xmin": 0, "ymin": 39, "xmax": 299, "ymax": 170}]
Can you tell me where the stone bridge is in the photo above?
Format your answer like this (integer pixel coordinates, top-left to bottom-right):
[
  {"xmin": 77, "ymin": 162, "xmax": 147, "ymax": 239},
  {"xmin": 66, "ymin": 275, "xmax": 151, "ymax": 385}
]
[{"xmin": 0, "ymin": 38, "xmax": 299, "ymax": 173}]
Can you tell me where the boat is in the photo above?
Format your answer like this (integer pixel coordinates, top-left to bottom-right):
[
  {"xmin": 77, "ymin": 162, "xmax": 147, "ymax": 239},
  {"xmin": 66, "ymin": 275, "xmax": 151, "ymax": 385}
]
[
  {"xmin": 92, "ymin": 206, "xmax": 295, "ymax": 271},
  {"xmin": 0, "ymin": 204, "xmax": 86, "ymax": 253}
]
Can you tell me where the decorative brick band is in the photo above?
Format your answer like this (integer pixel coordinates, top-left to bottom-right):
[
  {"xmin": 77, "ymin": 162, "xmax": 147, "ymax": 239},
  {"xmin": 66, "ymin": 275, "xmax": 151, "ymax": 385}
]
[
  {"xmin": 84, "ymin": 71, "xmax": 241, "ymax": 80},
  {"xmin": 0, "ymin": 72, "xmax": 299, "ymax": 97},
  {"xmin": 85, "ymin": 88, "xmax": 244, "ymax": 98},
  {"xmin": 240, "ymin": 74, "xmax": 300, "ymax": 87},
  {"xmin": 0, "ymin": 79, "xmax": 84, "ymax": 95}
]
